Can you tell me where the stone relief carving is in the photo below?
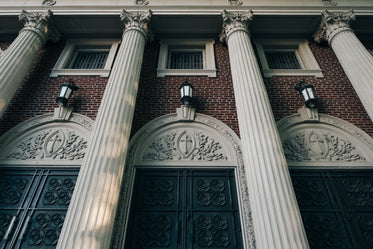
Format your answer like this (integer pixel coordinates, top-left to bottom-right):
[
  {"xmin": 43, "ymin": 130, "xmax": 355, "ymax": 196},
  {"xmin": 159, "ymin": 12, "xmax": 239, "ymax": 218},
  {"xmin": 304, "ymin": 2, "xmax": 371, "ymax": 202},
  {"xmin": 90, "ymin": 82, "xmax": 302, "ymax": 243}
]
[
  {"xmin": 220, "ymin": 10, "xmax": 253, "ymax": 43},
  {"xmin": 314, "ymin": 10, "xmax": 355, "ymax": 44},
  {"xmin": 120, "ymin": 10, "xmax": 152, "ymax": 39},
  {"xmin": 42, "ymin": 0, "xmax": 56, "ymax": 6},
  {"xmin": 228, "ymin": 0, "xmax": 243, "ymax": 6},
  {"xmin": 19, "ymin": 10, "xmax": 61, "ymax": 43},
  {"xmin": 135, "ymin": 0, "xmax": 149, "ymax": 6},
  {"xmin": 321, "ymin": 0, "xmax": 337, "ymax": 6},
  {"xmin": 143, "ymin": 129, "xmax": 227, "ymax": 161},
  {"xmin": 6, "ymin": 129, "xmax": 87, "ymax": 161},
  {"xmin": 282, "ymin": 130, "xmax": 365, "ymax": 162}
]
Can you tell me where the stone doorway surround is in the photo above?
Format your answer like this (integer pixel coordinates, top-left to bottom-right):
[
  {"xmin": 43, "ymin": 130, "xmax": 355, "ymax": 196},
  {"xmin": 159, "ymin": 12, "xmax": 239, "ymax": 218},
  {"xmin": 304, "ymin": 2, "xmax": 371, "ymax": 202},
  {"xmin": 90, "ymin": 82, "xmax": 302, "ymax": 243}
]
[{"xmin": 111, "ymin": 110, "xmax": 255, "ymax": 249}]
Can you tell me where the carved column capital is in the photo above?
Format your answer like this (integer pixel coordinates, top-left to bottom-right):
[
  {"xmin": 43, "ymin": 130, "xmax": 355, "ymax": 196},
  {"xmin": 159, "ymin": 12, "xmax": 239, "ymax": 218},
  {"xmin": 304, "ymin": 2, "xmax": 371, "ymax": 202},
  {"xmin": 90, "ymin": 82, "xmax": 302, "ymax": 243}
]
[
  {"xmin": 220, "ymin": 10, "xmax": 253, "ymax": 43},
  {"xmin": 120, "ymin": 10, "xmax": 152, "ymax": 40},
  {"xmin": 19, "ymin": 10, "xmax": 61, "ymax": 43},
  {"xmin": 314, "ymin": 10, "xmax": 355, "ymax": 44}
]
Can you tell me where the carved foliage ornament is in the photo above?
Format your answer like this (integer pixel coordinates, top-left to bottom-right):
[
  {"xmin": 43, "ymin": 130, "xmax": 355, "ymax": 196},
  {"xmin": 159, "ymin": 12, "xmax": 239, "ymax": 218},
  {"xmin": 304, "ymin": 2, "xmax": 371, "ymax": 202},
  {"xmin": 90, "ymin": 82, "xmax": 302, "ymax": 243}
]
[
  {"xmin": 143, "ymin": 129, "xmax": 227, "ymax": 161},
  {"xmin": 6, "ymin": 129, "xmax": 87, "ymax": 161},
  {"xmin": 282, "ymin": 130, "xmax": 365, "ymax": 162},
  {"xmin": 120, "ymin": 10, "xmax": 152, "ymax": 38},
  {"xmin": 19, "ymin": 10, "xmax": 61, "ymax": 43},
  {"xmin": 220, "ymin": 10, "xmax": 253, "ymax": 43},
  {"xmin": 314, "ymin": 10, "xmax": 355, "ymax": 44}
]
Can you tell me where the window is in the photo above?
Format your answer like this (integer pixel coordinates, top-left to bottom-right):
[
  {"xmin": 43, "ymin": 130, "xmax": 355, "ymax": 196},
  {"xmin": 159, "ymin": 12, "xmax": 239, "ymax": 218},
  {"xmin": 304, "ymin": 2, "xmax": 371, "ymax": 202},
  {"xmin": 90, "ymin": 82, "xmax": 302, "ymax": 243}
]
[
  {"xmin": 69, "ymin": 51, "xmax": 109, "ymax": 69},
  {"xmin": 50, "ymin": 39, "xmax": 120, "ymax": 77},
  {"xmin": 157, "ymin": 39, "xmax": 217, "ymax": 77},
  {"xmin": 169, "ymin": 50, "xmax": 203, "ymax": 69},
  {"xmin": 255, "ymin": 39, "xmax": 323, "ymax": 78}
]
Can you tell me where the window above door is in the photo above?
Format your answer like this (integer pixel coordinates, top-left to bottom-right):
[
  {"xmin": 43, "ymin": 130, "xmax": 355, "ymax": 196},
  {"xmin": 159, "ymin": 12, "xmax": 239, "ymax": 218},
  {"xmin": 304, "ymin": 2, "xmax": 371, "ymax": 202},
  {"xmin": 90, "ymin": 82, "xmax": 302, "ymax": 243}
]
[{"xmin": 156, "ymin": 39, "xmax": 217, "ymax": 78}]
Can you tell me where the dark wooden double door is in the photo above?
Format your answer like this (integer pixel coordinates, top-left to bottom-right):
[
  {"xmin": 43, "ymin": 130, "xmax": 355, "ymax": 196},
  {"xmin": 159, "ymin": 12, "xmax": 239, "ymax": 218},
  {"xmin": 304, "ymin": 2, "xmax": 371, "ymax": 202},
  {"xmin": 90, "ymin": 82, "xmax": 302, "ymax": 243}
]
[
  {"xmin": 0, "ymin": 168, "xmax": 78, "ymax": 249},
  {"xmin": 291, "ymin": 170, "xmax": 373, "ymax": 249},
  {"xmin": 125, "ymin": 169, "xmax": 244, "ymax": 249}
]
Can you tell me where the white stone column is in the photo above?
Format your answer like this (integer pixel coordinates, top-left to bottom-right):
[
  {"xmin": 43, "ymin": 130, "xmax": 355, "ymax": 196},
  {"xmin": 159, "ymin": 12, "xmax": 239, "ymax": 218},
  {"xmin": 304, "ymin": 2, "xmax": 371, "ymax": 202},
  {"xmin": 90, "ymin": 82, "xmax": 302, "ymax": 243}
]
[
  {"xmin": 56, "ymin": 10, "xmax": 152, "ymax": 249},
  {"xmin": 221, "ymin": 10, "xmax": 309, "ymax": 249},
  {"xmin": 314, "ymin": 10, "xmax": 373, "ymax": 121},
  {"xmin": 0, "ymin": 10, "xmax": 60, "ymax": 117}
]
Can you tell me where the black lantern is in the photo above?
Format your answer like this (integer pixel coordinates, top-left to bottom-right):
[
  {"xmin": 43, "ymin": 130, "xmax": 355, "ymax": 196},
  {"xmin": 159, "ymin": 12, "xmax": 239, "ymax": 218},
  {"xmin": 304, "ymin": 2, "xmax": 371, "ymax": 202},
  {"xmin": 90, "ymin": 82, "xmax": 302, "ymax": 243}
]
[
  {"xmin": 179, "ymin": 79, "xmax": 194, "ymax": 105},
  {"xmin": 56, "ymin": 79, "xmax": 79, "ymax": 106},
  {"xmin": 294, "ymin": 79, "xmax": 317, "ymax": 108}
]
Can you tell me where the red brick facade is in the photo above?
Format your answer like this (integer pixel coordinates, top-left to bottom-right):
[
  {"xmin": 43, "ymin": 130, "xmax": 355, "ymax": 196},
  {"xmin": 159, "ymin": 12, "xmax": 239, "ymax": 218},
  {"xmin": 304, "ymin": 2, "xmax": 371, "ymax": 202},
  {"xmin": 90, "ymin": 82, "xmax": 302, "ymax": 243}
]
[{"xmin": 0, "ymin": 39, "xmax": 372, "ymax": 138}]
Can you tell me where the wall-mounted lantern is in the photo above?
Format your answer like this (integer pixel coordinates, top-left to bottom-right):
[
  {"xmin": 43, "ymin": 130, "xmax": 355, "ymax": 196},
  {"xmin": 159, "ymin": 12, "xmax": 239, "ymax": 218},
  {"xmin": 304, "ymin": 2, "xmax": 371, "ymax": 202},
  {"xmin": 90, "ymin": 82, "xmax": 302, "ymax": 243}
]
[
  {"xmin": 294, "ymin": 79, "xmax": 317, "ymax": 108},
  {"xmin": 179, "ymin": 79, "xmax": 194, "ymax": 106},
  {"xmin": 56, "ymin": 79, "xmax": 79, "ymax": 107}
]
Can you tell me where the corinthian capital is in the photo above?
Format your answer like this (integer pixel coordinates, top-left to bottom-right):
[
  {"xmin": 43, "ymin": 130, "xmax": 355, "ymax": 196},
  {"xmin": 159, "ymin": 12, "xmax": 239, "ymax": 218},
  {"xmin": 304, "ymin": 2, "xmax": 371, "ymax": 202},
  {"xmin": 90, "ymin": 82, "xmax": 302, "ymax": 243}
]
[
  {"xmin": 220, "ymin": 10, "xmax": 253, "ymax": 43},
  {"xmin": 120, "ymin": 10, "xmax": 152, "ymax": 39},
  {"xmin": 19, "ymin": 10, "xmax": 61, "ymax": 43},
  {"xmin": 314, "ymin": 10, "xmax": 355, "ymax": 44}
]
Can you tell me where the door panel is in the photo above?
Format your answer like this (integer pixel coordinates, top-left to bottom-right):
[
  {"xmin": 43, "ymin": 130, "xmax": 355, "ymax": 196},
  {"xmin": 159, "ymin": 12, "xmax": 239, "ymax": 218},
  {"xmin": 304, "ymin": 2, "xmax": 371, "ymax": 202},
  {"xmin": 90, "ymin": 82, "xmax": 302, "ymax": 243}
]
[
  {"xmin": 125, "ymin": 169, "xmax": 243, "ymax": 249},
  {"xmin": 291, "ymin": 170, "xmax": 373, "ymax": 249},
  {"xmin": 0, "ymin": 168, "xmax": 78, "ymax": 249}
]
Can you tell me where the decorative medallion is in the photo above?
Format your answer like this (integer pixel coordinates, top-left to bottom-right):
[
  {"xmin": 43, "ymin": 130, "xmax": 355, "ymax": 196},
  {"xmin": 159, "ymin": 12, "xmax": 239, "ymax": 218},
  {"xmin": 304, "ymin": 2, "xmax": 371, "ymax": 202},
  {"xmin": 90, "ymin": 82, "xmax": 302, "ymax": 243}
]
[
  {"xmin": 42, "ymin": 0, "xmax": 56, "ymax": 6},
  {"xmin": 177, "ymin": 131, "xmax": 195, "ymax": 158},
  {"xmin": 321, "ymin": 0, "xmax": 337, "ymax": 6},
  {"xmin": 44, "ymin": 130, "xmax": 66, "ymax": 158}
]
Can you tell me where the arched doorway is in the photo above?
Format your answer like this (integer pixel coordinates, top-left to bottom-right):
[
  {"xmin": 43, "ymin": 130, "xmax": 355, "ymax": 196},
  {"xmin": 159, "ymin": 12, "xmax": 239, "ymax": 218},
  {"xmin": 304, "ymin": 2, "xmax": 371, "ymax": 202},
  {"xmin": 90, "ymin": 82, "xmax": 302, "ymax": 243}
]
[
  {"xmin": 0, "ymin": 113, "xmax": 93, "ymax": 249},
  {"xmin": 112, "ymin": 112, "xmax": 255, "ymax": 249},
  {"xmin": 278, "ymin": 107, "xmax": 373, "ymax": 249}
]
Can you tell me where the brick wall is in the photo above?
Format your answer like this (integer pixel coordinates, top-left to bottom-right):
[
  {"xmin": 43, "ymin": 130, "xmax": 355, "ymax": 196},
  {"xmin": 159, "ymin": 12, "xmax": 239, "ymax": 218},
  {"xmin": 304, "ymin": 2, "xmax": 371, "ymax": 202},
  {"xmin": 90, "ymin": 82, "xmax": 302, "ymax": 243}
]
[
  {"xmin": 0, "ymin": 41, "xmax": 108, "ymax": 136},
  {"xmin": 130, "ymin": 41, "xmax": 240, "ymax": 137},
  {"xmin": 0, "ymin": 39, "xmax": 372, "ymax": 139},
  {"xmin": 264, "ymin": 41, "xmax": 373, "ymax": 137}
]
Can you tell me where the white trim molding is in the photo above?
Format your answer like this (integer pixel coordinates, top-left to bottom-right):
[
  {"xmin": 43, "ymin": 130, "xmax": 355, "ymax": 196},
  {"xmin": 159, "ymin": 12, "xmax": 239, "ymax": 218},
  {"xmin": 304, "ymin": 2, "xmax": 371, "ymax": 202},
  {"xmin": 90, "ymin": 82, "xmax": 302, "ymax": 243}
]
[
  {"xmin": 111, "ymin": 112, "xmax": 255, "ymax": 249},
  {"xmin": 50, "ymin": 39, "xmax": 120, "ymax": 77},
  {"xmin": 277, "ymin": 106, "xmax": 373, "ymax": 168},
  {"xmin": 255, "ymin": 39, "xmax": 324, "ymax": 78},
  {"xmin": 0, "ymin": 113, "xmax": 94, "ymax": 166},
  {"xmin": 157, "ymin": 39, "xmax": 217, "ymax": 77}
]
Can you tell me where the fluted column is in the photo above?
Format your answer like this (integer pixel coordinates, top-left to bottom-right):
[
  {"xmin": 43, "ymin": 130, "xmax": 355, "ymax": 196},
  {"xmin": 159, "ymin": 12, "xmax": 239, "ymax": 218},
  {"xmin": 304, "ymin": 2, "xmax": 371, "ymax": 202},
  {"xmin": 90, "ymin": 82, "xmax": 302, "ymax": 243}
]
[
  {"xmin": 221, "ymin": 10, "xmax": 309, "ymax": 249},
  {"xmin": 0, "ymin": 10, "xmax": 60, "ymax": 117},
  {"xmin": 56, "ymin": 10, "xmax": 152, "ymax": 249},
  {"xmin": 314, "ymin": 10, "xmax": 373, "ymax": 121}
]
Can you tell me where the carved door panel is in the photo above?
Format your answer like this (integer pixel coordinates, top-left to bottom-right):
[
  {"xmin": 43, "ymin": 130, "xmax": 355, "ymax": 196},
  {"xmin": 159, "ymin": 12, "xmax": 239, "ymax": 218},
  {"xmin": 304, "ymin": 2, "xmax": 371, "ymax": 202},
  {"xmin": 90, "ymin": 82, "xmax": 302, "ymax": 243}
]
[
  {"xmin": 0, "ymin": 168, "xmax": 78, "ymax": 249},
  {"xmin": 125, "ymin": 169, "xmax": 243, "ymax": 249},
  {"xmin": 290, "ymin": 170, "xmax": 373, "ymax": 249}
]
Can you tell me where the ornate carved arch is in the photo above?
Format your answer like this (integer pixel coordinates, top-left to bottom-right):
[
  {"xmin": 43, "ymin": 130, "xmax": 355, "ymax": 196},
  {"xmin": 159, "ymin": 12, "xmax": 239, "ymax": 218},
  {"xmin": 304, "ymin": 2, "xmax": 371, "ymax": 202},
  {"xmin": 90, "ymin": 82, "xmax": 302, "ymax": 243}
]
[
  {"xmin": 277, "ymin": 107, "xmax": 373, "ymax": 168},
  {"xmin": 112, "ymin": 112, "xmax": 255, "ymax": 249},
  {"xmin": 0, "ymin": 113, "xmax": 94, "ymax": 166}
]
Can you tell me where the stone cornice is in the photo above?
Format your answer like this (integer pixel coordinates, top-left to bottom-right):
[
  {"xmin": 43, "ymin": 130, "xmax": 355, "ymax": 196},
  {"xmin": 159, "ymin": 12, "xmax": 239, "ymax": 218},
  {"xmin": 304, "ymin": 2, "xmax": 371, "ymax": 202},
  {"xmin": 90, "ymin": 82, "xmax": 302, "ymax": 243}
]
[
  {"xmin": 120, "ymin": 9, "xmax": 152, "ymax": 40},
  {"xmin": 314, "ymin": 9, "xmax": 356, "ymax": 44},
  {"xmin": 19, "ymin": 10, "xmax": 61, "ymax": 43},
  {"xmin": 220, "ymin": 10, "xmax": 253, "ymax": 43}
]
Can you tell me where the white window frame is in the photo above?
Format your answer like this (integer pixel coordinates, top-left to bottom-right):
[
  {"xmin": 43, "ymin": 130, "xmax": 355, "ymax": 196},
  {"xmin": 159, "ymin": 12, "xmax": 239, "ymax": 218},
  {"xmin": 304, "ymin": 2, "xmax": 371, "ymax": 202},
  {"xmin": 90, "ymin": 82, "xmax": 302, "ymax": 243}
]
[
  {"xmin": 255, "ymin": 39, "xmax": 323, "ymax": 78},
  {"xmin": 50, "ymin": 39, "xmax": 120, "ymax": 78},
  {"xmin": 157, "ymin": 39, "xmax": 217, "ymax": 78}
]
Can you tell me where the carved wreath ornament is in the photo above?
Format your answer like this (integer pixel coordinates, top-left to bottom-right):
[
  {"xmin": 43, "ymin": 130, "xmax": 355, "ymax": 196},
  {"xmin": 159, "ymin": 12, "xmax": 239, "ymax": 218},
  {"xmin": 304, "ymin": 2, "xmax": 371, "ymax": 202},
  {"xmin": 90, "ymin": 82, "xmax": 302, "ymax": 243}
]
[
  {"xmin": 143, "ymin": 129, "xmax": 227, "ymax": 161},
  {"xmin": 282, "ymin": 130, "xmax": 365, "ymax": 162},
  {"xmin": 6, "ymin": 129, "xmax": 87, "ymax": 160}
]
